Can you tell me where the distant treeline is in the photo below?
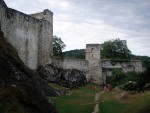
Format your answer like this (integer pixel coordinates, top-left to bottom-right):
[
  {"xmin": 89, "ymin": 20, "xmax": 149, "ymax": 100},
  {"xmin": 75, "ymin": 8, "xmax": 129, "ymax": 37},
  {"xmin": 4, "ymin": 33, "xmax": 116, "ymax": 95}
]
[
  {"xmin": 63, "ymin": 49, "xmax": 85, "ymax": 59},
  {"xmin": 63, "ymin": 49, "xmax": 150, "ymax": 68}
]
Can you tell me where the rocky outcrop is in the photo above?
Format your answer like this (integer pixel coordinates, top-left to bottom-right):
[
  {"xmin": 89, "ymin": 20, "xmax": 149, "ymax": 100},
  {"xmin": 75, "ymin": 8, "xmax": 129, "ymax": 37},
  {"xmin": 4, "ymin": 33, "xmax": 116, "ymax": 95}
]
[
  {"xmin": 38, "ymin": 64, "xmax": 87, "ymax": 89},
  {"xmin": 0, "ymin": 29, "xmax": 57, "ymax": 113}
]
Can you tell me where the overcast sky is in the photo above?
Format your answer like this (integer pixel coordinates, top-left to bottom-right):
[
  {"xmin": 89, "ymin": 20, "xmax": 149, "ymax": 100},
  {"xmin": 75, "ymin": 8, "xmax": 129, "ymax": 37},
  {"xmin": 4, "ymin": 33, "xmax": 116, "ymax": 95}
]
[{"xmin": 4, "ymin": 0, "xmax": 150, "ymax": 56}]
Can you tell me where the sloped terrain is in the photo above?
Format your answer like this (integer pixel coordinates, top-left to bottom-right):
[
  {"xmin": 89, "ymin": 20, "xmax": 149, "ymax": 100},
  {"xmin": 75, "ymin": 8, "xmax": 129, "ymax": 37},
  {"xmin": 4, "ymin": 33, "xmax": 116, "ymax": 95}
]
[{"xmin": 0, "ymin": 29, "xmax": 57, "ymax": 113}]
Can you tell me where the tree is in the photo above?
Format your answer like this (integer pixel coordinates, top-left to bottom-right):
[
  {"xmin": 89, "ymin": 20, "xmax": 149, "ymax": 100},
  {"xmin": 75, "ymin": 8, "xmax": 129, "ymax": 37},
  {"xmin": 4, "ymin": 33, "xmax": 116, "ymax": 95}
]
[
  {"xmin": 101, "ymin": 38, "xmax": 131, "ymax": 59},
  {"xmin": 53, "ymin": 35, "xmax": 66, "ymax": 57}
]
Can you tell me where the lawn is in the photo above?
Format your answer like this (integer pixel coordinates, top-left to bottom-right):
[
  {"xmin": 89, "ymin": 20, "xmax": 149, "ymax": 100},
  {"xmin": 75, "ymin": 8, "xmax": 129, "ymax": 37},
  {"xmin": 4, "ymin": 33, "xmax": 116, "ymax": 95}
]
[
  {"xmin": 100, "ymin": 90, "xmax": 150, "ymax": 113},
  {"xmin": 51, "ymin": 83, "xmax": 102, "ymax": 113}
]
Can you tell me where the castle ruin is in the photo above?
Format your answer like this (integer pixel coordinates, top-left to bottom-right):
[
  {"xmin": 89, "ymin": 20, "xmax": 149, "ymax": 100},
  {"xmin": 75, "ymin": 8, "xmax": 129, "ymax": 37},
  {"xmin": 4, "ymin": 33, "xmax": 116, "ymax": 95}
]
[
  {"xmin": 0, "ymin": 0, "xmax": 143, "ymax": 84},
  {"xmin": 0, "ymin": 0, "xmax": 53, "ymax": 69}
]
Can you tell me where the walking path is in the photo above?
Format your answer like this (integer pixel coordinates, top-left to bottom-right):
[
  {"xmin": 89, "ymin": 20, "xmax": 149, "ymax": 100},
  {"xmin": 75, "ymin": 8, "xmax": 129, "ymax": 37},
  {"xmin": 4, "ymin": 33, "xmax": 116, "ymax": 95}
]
[{"xmin": 92, "ymin": 91, "xmax": 105, "ymax": 113}]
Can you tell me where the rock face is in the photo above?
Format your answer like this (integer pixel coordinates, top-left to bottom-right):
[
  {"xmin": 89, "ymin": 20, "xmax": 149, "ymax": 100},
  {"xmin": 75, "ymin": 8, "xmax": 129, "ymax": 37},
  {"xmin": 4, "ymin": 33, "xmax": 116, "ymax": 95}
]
[
  {"xmin": 0, "ymin": 29, "xmax": 57, "ymax": 113},
  {"xmin": 38, "ymin": 64, "xmax": 87, "ymax": 89}
]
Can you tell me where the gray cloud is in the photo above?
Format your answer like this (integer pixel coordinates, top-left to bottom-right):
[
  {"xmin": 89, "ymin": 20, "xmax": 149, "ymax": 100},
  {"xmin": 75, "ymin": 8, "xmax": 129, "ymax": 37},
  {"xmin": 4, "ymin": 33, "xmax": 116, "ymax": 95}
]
[{"xmin": 4, "ymin": 0, "xmax": 150, "ymax": 56}]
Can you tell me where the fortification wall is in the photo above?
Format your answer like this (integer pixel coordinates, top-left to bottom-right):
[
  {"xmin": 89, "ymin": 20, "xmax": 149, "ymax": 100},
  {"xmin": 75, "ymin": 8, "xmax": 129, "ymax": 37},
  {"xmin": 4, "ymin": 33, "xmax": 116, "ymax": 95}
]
[
  {"xmin": 101, "ymin": 59, "xmax": 143, "ymax": 73},
  {"xmin": 30, "ymin": 9, "xmax": 53, "ymax": 24},
  {"xmin": 52, "ymin": 58, "xmax": 88, "ymax": 71},
  {"xmin": 101, "ymin": 59, "xmax": 143, "ymax": 83},
  {"xmin": 0, "ymin": 0, "xmax": 53, "ymax": 69}
]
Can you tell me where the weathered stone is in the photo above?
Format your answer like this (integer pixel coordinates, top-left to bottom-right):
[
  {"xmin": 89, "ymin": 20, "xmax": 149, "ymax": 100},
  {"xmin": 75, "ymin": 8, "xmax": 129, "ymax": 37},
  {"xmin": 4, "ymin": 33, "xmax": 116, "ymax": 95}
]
[{"xmin": 0, "ymin": 0, "xmax": 53, "ymax": 69}]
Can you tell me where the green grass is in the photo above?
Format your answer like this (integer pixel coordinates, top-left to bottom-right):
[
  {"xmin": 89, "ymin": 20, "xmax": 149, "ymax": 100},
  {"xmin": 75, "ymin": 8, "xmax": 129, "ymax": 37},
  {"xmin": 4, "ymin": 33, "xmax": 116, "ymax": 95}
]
[
  {"xmin": 100, "ymin": 91, "xmax": 150, "ymax": 113},
  {"xmin": 123, "ymin": 91, "xmax": 150, "ymax": 113},
  {"xmin": 51, "ymin": 83, "xmax": 102, "ymax": 113},
  {"xmin": 100, "ymin": 92, "xmax": 128, "ymax": 113},
  {"xmin": 48, "ymin": 83, "xmax": 66, "ymax": 90}
]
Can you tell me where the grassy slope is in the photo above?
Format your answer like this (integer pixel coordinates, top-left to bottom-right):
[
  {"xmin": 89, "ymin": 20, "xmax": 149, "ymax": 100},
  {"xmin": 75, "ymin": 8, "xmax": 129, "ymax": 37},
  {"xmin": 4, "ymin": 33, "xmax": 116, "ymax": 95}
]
[
  {"xmin": 100, "ymin": 90, "xmax": 150, "ymax": 113},
  {"xmin": 51, "ymin": 83, "xmax": 102, "ymax": 113}
]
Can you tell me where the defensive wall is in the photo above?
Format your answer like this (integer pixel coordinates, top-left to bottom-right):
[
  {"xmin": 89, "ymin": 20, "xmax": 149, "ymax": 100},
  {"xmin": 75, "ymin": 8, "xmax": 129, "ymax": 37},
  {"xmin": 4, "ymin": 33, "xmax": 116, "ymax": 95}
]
[
  {"xmin": 0, "ymin": 0, "xmax": 143, "ymax": 84},
  {"xmin": 102, "ymin": 59, "xmax": 143, "ymax": 73},
  {"xmin": 52, "ymin": 57, "xmax": 88, "ymax": 71},
  {"xmin": 101, "ymin": 59, "xmax": 143, "ymax": 84},
  {"xmin": 0, "ymin": 0, "xmax": 53, "ymax": 69},
  {"xmin": 52, "ymin": 57, "xmax": 143, "ymax": 84}
]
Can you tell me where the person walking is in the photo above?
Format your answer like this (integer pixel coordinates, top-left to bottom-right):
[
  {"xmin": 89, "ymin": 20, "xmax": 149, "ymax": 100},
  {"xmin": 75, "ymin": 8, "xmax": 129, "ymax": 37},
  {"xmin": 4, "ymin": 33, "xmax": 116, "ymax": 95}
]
[{"xmin": 93, "ymin": 85, "xmax": 97, "ymax": 93}]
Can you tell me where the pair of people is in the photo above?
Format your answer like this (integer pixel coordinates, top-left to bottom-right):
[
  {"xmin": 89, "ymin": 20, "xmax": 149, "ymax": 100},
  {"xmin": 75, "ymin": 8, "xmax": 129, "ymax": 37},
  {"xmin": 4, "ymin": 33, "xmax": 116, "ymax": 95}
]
[{"xmin": 104, "ymin": 84, "xmax": 112, "ymax": 91}]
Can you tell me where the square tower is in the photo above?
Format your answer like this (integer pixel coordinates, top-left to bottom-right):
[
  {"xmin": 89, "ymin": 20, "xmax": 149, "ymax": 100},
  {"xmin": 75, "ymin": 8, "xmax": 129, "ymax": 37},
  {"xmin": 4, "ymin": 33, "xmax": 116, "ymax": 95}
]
[{"xmin": 86, "ymin": 44, "xmax": 103, "ymax": 84}]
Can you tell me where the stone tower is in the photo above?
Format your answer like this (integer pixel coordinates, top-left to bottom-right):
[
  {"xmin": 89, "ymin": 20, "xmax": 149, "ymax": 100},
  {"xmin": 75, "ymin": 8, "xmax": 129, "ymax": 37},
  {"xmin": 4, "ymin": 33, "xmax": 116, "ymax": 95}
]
[
  {"xmin": 86, "ymin": 44, "xmax": 102, "ymax": 84},
  {"xmin": 0, "ymin": 0, "xmax": 53, "ymax": 69}
]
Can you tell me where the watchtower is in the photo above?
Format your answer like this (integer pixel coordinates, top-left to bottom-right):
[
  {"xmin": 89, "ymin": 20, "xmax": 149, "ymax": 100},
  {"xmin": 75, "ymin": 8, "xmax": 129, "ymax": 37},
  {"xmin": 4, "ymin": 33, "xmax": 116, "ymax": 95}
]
[{"xmin": 86, "ymin": 44, "xmax": 103, "ymax": 84}]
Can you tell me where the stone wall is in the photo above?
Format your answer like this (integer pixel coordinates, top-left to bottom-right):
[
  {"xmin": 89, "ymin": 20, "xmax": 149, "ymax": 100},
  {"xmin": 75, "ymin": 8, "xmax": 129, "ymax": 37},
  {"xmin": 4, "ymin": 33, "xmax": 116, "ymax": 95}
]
[
  {"xmin": 0, "ymin": 0, "xmax": 53, "ymax": 69},
  {"xmin": 101, "ymin": 59, "xmax": 143, "ymax": 73},
  {"xmin": 52, "ymin": 57, "xmax": 88, "ymax": 71}
]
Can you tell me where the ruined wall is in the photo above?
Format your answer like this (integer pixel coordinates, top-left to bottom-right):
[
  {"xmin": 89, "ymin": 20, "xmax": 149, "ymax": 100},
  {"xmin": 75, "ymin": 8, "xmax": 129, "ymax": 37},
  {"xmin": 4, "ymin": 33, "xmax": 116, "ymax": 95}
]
[
  {"xmin": 52, "ymin": 57, "xmax": 88, "ymax": 71},
  {"xmin": 0, "ymin": 0, "xmax": 53, "ymax": 69},
  {"xmin": 101, "ymin": 59, "xmax": 143, "ymax": 73},
  {"xmin": 101, "ymin": 59, "xmax": 143, "ymax": 83}
]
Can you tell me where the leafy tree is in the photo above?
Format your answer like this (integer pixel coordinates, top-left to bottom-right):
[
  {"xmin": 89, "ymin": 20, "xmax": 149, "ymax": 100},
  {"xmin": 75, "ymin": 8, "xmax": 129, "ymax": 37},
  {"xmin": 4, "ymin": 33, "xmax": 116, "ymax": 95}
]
[
  {"xmin": 53, "ymin": 35, "xmax": 66, "ymax": 57},
  {"xmin": 101, "ymin": 38, "xmax": 131, "ymax": 59}
]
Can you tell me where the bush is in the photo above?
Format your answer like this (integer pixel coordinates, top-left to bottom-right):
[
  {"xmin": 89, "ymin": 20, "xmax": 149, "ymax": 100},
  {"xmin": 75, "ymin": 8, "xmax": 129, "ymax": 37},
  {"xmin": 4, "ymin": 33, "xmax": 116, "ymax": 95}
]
[
  {"xmin": 123, "ymin": 81, "xmax": 138, "ymax": 91},
  {"xmin": 106, "ymin": 69, "xmax": 125, "ymax": 87}
]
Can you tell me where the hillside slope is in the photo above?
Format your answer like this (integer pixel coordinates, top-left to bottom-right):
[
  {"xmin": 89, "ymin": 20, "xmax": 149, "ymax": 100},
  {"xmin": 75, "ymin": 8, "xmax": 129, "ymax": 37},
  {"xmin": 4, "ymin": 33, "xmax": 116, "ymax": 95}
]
[{"xmin": 0, "ymin": 29, "xmax": 57, "ymax": 113}]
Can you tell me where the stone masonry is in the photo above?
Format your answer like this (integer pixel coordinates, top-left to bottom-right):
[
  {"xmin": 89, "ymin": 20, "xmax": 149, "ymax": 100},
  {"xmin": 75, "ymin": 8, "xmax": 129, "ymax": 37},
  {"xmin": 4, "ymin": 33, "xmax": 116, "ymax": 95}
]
[
  {"xmin": 52, "ymin": 44, "xmax": 143, "ymax": 84},
  {"xmin": 85, "ymin": 44, "xmax": 102, "ymax": 84},
  {"xmin": 0, "ymin": 0, "xmax": 53, "ymax": 69}
]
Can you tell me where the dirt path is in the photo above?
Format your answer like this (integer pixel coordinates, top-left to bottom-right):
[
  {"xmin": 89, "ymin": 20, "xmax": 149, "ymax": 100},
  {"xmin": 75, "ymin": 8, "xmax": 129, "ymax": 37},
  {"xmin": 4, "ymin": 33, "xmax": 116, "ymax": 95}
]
[{"xmin": 92, "ymin": 91, "xmax": 105, "ymax": 113}]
